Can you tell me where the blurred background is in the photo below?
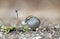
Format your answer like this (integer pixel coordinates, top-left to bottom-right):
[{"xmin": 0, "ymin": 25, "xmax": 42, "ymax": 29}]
[{"xmin": 0, "ymin": 0, "xmax": 60, "ymax": 25}]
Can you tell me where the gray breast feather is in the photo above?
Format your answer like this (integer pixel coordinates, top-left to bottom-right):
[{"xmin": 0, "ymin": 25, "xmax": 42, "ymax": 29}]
[{"xmin": 26, "ymin": 17, "xmax": 40, "ymax": 28}]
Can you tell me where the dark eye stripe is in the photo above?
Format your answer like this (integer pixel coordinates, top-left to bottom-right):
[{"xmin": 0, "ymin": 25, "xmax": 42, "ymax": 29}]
[{"xmin": 25, "ymin": 16, "xmax": 32, "ymax": 22}]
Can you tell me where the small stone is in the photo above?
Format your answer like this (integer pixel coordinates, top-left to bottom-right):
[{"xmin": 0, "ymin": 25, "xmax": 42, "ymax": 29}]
[
  {"xmin": 21, "ymin": 20, "xmax": 26, "ymax": 25},
  {"xmin": 48, "ymin": 33, "xmax": 52, "ymax": 38},
  {"xmin": 55, "ymin": 25, "xmax": 60, "ymax": 29},
  {"xmin": 33, "ymin": 36, "xmax": 42, "ymax": 39},
  {"xmin": 36, "ymin": 28, "xmax": 39, "ymax": 31},
  {"xmin": 0, "ymin": 32, "xmax": 3, "ymax": 37}
]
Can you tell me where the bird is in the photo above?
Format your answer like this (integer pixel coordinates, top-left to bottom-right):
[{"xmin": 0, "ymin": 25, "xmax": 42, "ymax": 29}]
[{"xmin": 24, "ymin": 15, "xmax": 40, "ymax": 30}]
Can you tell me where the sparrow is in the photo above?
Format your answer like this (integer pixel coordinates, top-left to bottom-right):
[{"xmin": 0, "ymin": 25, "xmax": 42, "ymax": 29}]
[{"xmin": 25, "ymin": 15, "xmax": 40, "ymax": 29}]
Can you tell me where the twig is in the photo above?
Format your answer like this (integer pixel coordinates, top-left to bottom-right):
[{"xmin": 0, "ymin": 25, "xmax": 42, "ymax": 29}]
[{"xmin": 16, "ymin": 10, "xmax": 19, "ymax": 26}]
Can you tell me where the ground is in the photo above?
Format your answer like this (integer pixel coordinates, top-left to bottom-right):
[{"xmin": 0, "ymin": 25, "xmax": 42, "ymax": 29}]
[{"xmin": 0, "ymin": 18, "xmax": 60, "ymax": 39}]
